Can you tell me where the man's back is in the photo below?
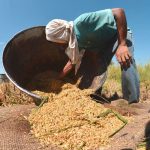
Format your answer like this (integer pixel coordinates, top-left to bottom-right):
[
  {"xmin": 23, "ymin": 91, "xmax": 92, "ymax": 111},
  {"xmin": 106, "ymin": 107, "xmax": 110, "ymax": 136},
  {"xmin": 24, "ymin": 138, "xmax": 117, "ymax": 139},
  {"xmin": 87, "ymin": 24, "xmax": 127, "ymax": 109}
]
[{"xmin": 73, "ymin": 9, "xmax": 117, "ymax": 51}]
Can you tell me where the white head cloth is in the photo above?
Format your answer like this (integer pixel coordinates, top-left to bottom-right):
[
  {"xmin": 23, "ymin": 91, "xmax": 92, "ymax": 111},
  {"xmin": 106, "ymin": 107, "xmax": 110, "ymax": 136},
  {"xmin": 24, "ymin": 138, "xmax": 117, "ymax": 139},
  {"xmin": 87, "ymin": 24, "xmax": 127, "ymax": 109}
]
[{"xmin": 45, "ymin": 19, "xmax": 81, "ymax": 65}]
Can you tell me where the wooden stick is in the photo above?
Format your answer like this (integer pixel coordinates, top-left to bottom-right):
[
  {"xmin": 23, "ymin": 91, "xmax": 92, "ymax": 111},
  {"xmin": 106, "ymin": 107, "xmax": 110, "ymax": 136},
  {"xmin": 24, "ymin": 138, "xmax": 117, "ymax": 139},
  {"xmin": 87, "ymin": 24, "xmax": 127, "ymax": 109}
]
[
  {"xmin": 37, "ymin": 96, "xmax": 49, "ymax": 109},
  {"xmin": 109, "ymin": 110, "xmax": 128, "ymax": 137}
]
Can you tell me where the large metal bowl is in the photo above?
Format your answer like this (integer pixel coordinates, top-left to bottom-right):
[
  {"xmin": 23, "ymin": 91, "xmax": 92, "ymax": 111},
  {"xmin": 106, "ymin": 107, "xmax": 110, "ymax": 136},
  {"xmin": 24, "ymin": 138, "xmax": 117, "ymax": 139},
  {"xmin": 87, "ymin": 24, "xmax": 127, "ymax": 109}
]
[{"xmin": 3, "ymin": 26, "xmax": 107, "ymax": 105}]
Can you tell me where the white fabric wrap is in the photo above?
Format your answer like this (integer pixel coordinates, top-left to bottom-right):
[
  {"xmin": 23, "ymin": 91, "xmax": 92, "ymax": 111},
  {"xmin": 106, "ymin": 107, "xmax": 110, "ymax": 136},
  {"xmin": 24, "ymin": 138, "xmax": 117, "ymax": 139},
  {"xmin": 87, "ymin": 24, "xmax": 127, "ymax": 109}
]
[{"xmin": 45, "ymin": 19, "xmax": 85, "ymax": 65}]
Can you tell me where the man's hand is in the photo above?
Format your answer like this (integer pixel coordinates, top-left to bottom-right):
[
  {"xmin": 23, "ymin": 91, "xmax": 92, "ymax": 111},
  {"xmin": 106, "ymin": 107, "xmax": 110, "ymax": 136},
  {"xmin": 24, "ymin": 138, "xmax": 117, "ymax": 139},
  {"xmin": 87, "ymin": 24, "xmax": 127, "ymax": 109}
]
[
  {"xmin": 115, "ymin": 44, "xmax": 132, "ymax": 67},
  {"xmin": 58, "ymin": 60, "xmax": 74, "ymax": 79}
]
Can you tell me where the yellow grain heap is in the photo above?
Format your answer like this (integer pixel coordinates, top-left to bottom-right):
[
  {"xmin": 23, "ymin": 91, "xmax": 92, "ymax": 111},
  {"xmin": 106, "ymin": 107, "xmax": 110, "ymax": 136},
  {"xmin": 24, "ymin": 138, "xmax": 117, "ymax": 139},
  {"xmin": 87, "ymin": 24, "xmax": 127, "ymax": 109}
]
[{"xmin": 28, "ymin": 71, "xmax": 125, "ymax": 150}]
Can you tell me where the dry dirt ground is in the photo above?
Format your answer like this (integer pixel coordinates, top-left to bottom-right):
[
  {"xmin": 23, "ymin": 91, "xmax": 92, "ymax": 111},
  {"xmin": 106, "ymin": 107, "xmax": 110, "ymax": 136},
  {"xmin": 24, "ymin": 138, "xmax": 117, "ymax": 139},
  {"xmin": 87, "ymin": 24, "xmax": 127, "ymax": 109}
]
[
  {"xmin": 104, "ymin": 100, "xmax": 150, "ymax": 150},
  {"xmin": 0, "ymin": 98, "xmax": 150, "ymax": 150}
]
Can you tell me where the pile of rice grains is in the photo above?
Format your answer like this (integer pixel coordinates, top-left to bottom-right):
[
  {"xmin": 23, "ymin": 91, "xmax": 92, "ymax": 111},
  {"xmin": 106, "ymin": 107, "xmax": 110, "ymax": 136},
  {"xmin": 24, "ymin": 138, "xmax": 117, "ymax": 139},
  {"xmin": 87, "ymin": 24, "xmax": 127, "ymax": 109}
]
[{"xmin": 28, "ymin": 71, "xmax": 128, "ymax": 150}]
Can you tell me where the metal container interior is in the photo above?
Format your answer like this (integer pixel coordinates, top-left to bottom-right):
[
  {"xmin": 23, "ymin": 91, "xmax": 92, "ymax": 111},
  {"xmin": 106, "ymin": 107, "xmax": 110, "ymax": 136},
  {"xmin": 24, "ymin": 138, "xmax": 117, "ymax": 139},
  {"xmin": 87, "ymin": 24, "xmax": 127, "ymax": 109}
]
[{"xmin": 3, "ymin": 26, "xmax": 107, "ymax": 105}]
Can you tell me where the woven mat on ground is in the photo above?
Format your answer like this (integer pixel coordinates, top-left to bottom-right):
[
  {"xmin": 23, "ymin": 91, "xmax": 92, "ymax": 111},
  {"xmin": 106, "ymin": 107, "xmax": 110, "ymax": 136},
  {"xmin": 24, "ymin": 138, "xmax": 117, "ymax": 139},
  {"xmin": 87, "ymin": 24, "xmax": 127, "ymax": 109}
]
[{"xmin": 0, "ymin": 104, "xmax": 58, "ymax": 150}]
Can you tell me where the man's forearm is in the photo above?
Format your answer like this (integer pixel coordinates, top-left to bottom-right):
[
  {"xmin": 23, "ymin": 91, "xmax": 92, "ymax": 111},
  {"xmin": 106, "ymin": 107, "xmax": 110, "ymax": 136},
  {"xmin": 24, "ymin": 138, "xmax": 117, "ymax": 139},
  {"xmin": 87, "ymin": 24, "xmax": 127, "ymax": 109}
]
[
  {"xmin": 112, "ymin": 8, "xmax": 132, "ymax": 67},
  {"xmin": 112, "ymin": 8, "xmax": 127, "ymax": 46},
  {"xmin": 59, "ymin": 60, "xmax": 74, "ymax": 78}
]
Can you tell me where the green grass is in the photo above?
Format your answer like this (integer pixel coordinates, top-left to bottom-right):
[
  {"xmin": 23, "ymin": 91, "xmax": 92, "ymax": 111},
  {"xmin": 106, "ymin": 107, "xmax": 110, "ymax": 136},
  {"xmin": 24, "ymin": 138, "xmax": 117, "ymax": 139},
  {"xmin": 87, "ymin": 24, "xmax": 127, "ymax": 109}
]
[
  {"xmin": 138, "ymin": 63, "xmax": 150, "ymax": 86},
  {"xmin": 102, "ymin": 64, "xmax": 122, "ymax": 97},
  {"xmin": 106, "ymin": 63, "xmax": 150, "ymax": 83},
  {"xmin": 107, "ymin": 64, "xmax": 121, "ymax": 83},
  {"xmin": 102, "ymin": 63, "xmax": 150, "ymax": 99}
]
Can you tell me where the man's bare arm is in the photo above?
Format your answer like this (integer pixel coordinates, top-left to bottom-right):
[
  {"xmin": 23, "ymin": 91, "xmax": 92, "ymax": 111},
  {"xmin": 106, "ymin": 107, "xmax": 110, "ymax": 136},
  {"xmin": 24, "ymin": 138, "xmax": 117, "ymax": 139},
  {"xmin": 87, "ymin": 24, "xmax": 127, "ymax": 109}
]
[
  {"xmin": 59, "ymin": 60, "xmax": 74, "ymax": 79},
  {"xmin": 112, "ymin": 8, "xmax": 132, "ymax": 67}
]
